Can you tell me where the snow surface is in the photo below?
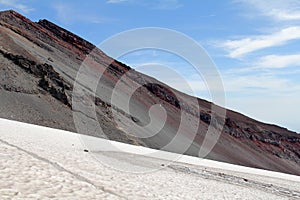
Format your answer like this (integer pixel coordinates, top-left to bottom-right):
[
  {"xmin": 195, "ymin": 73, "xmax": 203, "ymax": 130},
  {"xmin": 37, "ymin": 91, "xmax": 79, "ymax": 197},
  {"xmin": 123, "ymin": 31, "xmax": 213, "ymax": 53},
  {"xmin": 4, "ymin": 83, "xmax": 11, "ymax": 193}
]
[{"xmin": 0, "ymin": 118, "xmax": 299, "ymax": 199}]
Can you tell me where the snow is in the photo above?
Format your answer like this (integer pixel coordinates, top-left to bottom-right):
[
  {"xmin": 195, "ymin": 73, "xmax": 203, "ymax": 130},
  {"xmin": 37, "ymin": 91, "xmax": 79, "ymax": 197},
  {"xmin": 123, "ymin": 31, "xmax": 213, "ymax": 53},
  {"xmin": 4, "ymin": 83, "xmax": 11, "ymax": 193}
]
[{"xmin": 0, "ymin": 118, "xmax": 299, "ymax": 199}]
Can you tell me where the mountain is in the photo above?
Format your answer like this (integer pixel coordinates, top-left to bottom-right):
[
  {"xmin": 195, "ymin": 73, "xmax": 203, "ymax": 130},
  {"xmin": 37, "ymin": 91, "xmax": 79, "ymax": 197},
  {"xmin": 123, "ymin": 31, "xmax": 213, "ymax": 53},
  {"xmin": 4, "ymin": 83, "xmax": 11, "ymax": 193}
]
[{"xmin": 0, "ymin": 10, "xmax": 299, "ymax": 175}]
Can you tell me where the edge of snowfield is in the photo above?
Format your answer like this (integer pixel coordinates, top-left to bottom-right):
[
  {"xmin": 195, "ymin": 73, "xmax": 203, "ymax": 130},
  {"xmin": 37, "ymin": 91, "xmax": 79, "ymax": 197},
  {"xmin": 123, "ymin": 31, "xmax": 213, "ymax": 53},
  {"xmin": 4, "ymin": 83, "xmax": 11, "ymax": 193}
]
[{"xmin": 0, "ymin": 118, "xmax": 300, "ymax": 199}]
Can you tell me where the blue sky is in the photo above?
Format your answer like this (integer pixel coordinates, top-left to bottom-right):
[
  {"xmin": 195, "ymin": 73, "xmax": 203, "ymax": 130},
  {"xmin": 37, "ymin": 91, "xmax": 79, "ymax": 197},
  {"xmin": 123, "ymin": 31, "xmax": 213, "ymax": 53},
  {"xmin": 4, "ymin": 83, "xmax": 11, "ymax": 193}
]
[{"xmin": 1, "ymin": 0, "xmax": 300, "ymax": 132}]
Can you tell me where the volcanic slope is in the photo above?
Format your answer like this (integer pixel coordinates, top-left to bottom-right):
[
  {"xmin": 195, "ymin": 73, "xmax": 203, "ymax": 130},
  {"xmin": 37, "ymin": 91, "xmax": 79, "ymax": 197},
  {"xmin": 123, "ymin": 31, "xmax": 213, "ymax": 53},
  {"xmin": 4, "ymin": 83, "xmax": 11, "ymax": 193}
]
[{"xmin": 0, "ymin": 10, "xmax": 299, "ymax": 175}]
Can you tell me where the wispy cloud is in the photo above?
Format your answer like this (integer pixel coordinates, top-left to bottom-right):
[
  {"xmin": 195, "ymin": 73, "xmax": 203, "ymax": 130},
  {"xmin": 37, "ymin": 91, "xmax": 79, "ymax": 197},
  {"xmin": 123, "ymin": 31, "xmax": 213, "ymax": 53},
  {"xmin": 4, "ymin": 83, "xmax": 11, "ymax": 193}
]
[
  {"xmin": 219, "ymin": 26, "xmax": 300, "ymax": 58},
  {"xmin": 236, "ymin": 0, "xmax": 300, "ymax": 21},
  {"xmin": 53, "ymin": 3, "xmax": 113, "ymax": 25},
  {"xmin": 269, "ymin": 10, "xmax": 300, "ymax": 21},
  {"xmin": 107, "ymin": 0, "xmax": 128, "ymax": 3},
  {"xmin": 106, "ymin": 0, "xmax": 182, "ymax": 10},
  {"xmin": 222, "ymin": 72, "xmax": 299, "ymax": 93},
  {"xmin": 256, "ymin": 54, "xmax": 300, "ymax": 69},
  {"xmin": 0, "ymin": 0, "xmax": 33, "ymax": 13},
  {"xmin": 220, "ymin": 66, "xmax": 300, "ymax": 132},
  {"xmin": 152, "ymin": 0, "xmax": 182, "ymax": 10}
]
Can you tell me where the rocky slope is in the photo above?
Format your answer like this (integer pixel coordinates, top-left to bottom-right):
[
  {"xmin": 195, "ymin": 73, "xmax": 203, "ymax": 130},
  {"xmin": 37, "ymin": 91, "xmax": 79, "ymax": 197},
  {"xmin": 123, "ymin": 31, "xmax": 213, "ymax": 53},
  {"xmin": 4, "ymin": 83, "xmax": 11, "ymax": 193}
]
[{"xmin": 0, "ymin": 10, "xmax": 299, "ymax": 175}]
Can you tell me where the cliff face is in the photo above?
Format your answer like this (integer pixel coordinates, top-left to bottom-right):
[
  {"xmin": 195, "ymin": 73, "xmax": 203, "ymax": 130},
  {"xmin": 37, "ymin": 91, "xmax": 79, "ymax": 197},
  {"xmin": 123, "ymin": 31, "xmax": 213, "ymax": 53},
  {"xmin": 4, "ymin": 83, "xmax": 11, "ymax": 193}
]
[{"xmin": 0, "ymin": 10, "xmax": 299, "ymax": 175}]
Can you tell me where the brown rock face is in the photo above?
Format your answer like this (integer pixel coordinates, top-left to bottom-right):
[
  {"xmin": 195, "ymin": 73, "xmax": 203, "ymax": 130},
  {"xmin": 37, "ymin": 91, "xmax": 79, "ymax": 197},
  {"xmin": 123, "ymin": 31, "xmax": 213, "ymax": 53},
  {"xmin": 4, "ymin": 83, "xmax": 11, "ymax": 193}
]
[
  {"xmin": 0, "ymin": 10, "xmax": 299, "ymax": 175},
  {"xmin": 37, "ymin": 19, "xmax": 95, "ymax": 55}
]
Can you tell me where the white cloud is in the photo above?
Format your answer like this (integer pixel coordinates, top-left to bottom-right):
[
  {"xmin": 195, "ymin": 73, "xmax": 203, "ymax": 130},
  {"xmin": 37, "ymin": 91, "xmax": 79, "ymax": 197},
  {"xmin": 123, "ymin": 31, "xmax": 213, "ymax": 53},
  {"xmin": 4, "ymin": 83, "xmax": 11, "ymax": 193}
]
[
  {"xmin": 0, "ymin": 0, "xmax": 33, "ymax": 13},
  {"xmin": 257, "ymin": 54, "xmax": 300, "ymax": 69},
  {"xmin": 236, "ymin": 0, "xmax": 300, "ymax": 21},
  {"xmin": 269, "ymin": 9, "xmax": 300, "ymax": 21},
  {"xmin": 220, "ymin": 26, "xmax": 300, "ymax": 58}
]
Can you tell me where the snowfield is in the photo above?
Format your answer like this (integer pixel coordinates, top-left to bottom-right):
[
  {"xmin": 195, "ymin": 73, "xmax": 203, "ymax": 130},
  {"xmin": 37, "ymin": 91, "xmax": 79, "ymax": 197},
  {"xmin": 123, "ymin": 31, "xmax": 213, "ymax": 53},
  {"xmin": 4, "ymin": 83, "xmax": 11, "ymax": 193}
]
[{"xmin": 0, "ymin": 118, "xmax": 299, "ymax": 199}]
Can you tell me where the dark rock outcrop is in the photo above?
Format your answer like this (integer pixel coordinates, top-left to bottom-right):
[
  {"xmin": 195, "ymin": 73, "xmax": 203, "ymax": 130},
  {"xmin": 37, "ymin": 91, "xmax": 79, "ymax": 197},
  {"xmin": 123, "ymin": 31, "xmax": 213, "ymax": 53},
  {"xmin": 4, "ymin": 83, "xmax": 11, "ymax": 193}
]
[{"xmin": 0, "ymin": 49, "xmax": 72, "ymax": 107}]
